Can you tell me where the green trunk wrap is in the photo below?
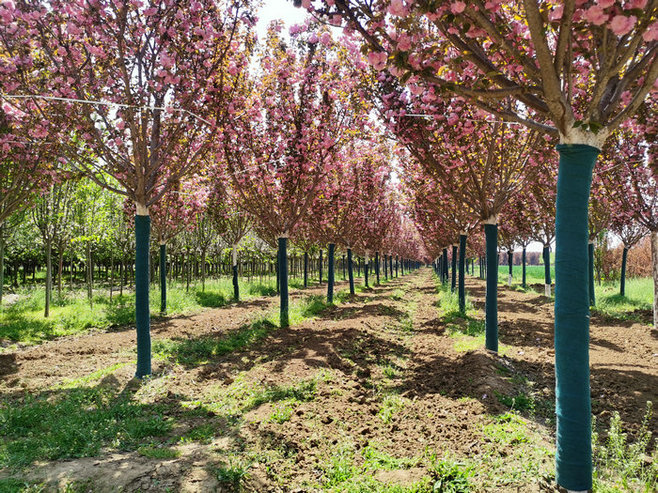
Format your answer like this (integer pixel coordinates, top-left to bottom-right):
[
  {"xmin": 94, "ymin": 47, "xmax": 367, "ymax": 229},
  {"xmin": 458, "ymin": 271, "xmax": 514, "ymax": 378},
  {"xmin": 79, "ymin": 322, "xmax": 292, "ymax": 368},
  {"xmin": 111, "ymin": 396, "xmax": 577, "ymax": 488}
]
[
  {"xmin": 135, "ymin": 214, "xmax": 152, "ymax": 378},
  {"xmin": 554, "ymin": 143, "xmax": 598, "ymax": 491}
]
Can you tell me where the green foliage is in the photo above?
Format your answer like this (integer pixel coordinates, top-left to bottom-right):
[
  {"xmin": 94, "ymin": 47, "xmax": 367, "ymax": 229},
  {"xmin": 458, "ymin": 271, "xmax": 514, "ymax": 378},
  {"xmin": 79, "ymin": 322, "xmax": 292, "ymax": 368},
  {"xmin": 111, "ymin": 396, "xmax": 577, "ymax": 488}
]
[
  {"xmin": 494, "ymin": 390, "xmax": 535, "ymax": 413},
  {"xmin": 592, "ymin": 402, "xmax": 657, "ymax": 492},
  {"xmin": 0, "ymin": 385, "xmax": 171, "ymax": 469},
  {"xmin": 429, "ymin": 458, "xmax": 473, "ymax": 492},
  {"xmin": 378, "ymin": 393, "xmax": 409, "ymax": 424},
  {"xmin": 215, "ymin": 459, "xmax": 251, "ymax": 490}
]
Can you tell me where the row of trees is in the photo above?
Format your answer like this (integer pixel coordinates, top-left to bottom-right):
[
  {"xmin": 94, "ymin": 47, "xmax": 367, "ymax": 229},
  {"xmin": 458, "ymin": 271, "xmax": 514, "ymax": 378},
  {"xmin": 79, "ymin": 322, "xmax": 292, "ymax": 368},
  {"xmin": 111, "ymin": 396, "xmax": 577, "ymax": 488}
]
[{"xmin": 2, "ymin": 0, "xmax": 657, "ymax": 490}]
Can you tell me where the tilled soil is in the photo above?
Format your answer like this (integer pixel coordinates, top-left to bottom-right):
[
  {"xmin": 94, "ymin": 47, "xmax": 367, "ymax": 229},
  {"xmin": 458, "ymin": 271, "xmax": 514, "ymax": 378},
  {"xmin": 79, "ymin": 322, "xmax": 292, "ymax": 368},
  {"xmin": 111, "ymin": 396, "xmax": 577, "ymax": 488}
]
[{"xmin": 0, "ymin": 270, "xmax": 656, "ymax": 492}]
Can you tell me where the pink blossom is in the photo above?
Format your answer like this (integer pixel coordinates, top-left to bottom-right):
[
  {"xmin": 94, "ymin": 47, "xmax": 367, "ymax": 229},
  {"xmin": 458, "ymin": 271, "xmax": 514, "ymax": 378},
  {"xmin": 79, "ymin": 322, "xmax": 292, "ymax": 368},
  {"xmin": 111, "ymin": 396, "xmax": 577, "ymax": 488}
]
[
  {"xmin": 642, "ymin": 21, "xmax": 658, "ymax": 41},
  {"xmin": 625, "ymin": 0, "xmax": 647, "ymax": 8},
  {"xmin": 609, "ymin": 14, "xmax": 636, "ymax": 35},
  {"xmin": 598, "ymin": 0, "xmax": 615, "ymax": 8},
  {"xmin": 367, "ymin": 51, "xmax": 387, "ymax": 71},
  {"xmin": 308, "ymin": 33, "xmax": 318, "ymax": 44},
  {"xmin": 451, "ymin": 1, "xmax": 466, "ymax": 14},
  {"xmin": 583, "ymin": 5, "xmax": 608, "ymax": 25},
  {"xmin": 548, "ymin": 4, "xmax": 564, "ymax": 21},
  {"xmin": 302, "ymin": 0, "xmax": 311, "ymax": 8},
  {"xmin": 388, "ymin": 0, "xmax": 407, "ymax": 17}
]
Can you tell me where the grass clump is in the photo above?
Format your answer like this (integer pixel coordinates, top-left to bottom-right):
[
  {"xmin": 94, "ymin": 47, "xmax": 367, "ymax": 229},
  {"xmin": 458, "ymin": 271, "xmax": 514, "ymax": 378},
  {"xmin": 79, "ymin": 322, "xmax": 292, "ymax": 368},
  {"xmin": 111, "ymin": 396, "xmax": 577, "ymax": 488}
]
[
  {"xmin": 0, "ymin": 385, "xmax": 171, "ymax": 469},
  {"xmin": 494, "ymin": 390, "xmax": 535, "ymax": 413},
  {"xmin": 593, "ymin": 401, "xmax": 657, "ymax": 492},
  {"xmin": 429, "ymin": 457, "xmax": 473, "ymax": 493},
  {"xmin": 137, "ymin": 445, "xmax": 181, "ymax": 459},
  {"xmin": 215, "ymin": 459, "xmax": 251, "ymax": 491},
  {"xmin": 378, "ymin": 394, "xmax": 410, "ymax": 425}
]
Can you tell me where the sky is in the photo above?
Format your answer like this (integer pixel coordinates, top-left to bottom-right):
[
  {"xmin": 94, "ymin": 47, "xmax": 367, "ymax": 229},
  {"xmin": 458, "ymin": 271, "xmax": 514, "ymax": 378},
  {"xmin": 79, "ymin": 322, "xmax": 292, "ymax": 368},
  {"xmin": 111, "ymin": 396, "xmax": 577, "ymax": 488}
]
[{"xmin": 256, "ymin": 0, "xmax": 309, "ymax": 40}]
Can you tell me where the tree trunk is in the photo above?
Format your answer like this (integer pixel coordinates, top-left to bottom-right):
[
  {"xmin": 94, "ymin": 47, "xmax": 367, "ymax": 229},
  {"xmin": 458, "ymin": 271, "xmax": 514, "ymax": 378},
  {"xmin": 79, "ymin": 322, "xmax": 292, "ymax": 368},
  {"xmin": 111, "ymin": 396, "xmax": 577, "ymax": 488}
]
[
  {"xmin": 303, "ymin": 252, "xmax": 308, "ymax": 288},
  {"xmin": 87, "ymin": 242, "xmax": 93, "ymax": 307},
  {"xmin": 588, "ymin": 241, "xmax": 595, "ymax": 306},
  {"xmin": 651, "ymin": 231, "xmax": 658, "ymax": 329},
  {"xmin": 327, "ymin": 243, "xmax": 335, "ymax": 303},
  {"xmin": 507, "ymin": 250, "xmax": 513, "ymax": 287},
  {"xmin": 44, "ymin": 239, "xmax": 52, "ymax": 318},
  {"xmin": 160, "ymin": 242, "xmax": 167, "ymax": 314},
  {"xmin": 135, "ymin": 210, "xmax": 152, "ymax": 378},
  {"xmin": 620, "ymin": 246, "xmax": 628, "ymax": 297},
  {"xmin": 375, "ymin": 252, "xmax": 380, "ymax": 285},
  {"xmin": 522, "ymin": 247, "xmax": 527, "ymax": 289},
  {"xmin": 484, "ymin": 219, "xmax": 498, "ymax": 352},
  {"xmin": 232, "ymin": 244, "xmax": 240, "ymax": 301},
  {"xmin": 458, "ymin": 234, "xmax": 467, "ymax": 314},
  {"xmin": 0, "ymin": 224, "xmax": 4, "ymax": 306},
  {"xmin": 553, "ymin": 143, "xmax": 597, "ymax": 491},
  {"xmin": 57, "ymin": 248, "xmax": 64, "ymax": 300},
  {"xmin": 364, "ymin": 251, "xmax": 369, "ymax": 288},
  {"xmin": 347, "ymin": 248, "xmax": 355, "ymax": 295},
  {"xmin": 319, "ymin": 249, "xmax": 323, "ymax": 285},
  {"xmin": 109, "ymin": 252, "xmax": 114, "ymax": 303},
  {"xmin": 201, "ymin": 250, "xmax": 207, "ymax": 292},
  {"xmin": 543, "ymin": 245, "xmax": 552, "ymax": 297},
  {"xmin": 451, "ymin": 245, "xmax": 457, "ymax": 292},
  {"xmin": 278, "ymin": 237, "xmax": 289, "ymax": 328}
]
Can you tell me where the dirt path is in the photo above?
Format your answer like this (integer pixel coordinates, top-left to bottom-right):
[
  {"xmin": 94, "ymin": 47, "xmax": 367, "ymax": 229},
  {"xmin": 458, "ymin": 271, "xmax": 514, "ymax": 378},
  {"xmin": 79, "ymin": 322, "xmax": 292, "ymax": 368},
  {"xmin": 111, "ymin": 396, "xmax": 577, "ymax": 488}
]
[{"xmin": 1, "ymin": 270, "xmax": 656, "ymax": 492}]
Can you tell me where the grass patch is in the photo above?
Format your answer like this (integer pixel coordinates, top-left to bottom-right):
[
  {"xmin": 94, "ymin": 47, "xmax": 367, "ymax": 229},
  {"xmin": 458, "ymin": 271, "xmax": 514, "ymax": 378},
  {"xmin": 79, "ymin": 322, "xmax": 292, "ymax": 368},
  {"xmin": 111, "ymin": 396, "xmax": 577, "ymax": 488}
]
[
  {"xmin": 390, "ymin": 289, "xmax": 405, "ymax": 301},
  {"xmin": 153, "ymin": 317, "xmax": 276, "ymax": 366},
  {"xmin": 137, "ymin": 445, "xmax": 181, "ymax": 459},
  {"xmin": 215, "ymin": 458, "xmax": 251, "ymax": 491},
  {"xmin": 593, "ymin": 401, "xmax": 657, "ymax": 492},
  {"xmin": 592, "ymin": 277, "xmax": 653, "ymax": 322},
  {"xmin": 0, "ymin": 385, "xmax": 172, "ymax": 469},
  {"xmin": 481, "ymin": 412, "xmax": 530, "ymax": 447},
  {"xmin": 0, "ymin": 276, "xmax": 286, "ymax": 345},
  {"xmin": 362, "ymin": 444, "xmax": 421, "ymax": 471},
  {"xmin": 181, "ymin": 372, "xmax": 323, "ymax": 423}
]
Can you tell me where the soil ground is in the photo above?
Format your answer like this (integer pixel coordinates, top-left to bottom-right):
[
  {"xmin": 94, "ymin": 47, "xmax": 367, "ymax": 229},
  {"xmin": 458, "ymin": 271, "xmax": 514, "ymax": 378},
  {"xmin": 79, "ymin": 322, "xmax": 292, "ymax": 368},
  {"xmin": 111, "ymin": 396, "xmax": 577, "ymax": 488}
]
[{"xmin": 0, "ymin": 269, "xmax": 656, "ymax": 492}]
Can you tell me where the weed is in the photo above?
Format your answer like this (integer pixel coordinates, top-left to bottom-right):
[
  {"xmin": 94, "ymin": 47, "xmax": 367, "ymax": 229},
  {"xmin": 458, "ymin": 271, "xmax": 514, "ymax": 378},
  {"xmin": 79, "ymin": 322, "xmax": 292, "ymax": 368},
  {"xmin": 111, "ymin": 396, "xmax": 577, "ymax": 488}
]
[
  {"xmin": 324, "ymin": 443, "xmax": 356, "ymax": 486},
  {"xmin": 429, "ymin": 457, "xmax": 473, "ymax": 493},
  {"xmin": 378, "ymin": 394, "xmax": 409, "ymax": 425},
  {"xmin": 269, "ymin": 400, "xmax": 295, "ymax": 424},
  {"xmin": 362, "ymin": 445, "xmax": 420, "ymax": 471},
  {"xmin": 179, "ymin": 423, "xmax": 215, "ymax": 444},
  {"xmin": 390, "ymin": 289, "xmax": 405, "ymax": 301},
  {"xmin": 592, "ymin": 401, "xmax": 657, "ymax": 492},
  {"xmin": 494, "ymin": 390, "xmax": 535, "ymax": 413},
  {"xmin": 215, "ymin": 458, "xmax": 251, "ymax": 490}
]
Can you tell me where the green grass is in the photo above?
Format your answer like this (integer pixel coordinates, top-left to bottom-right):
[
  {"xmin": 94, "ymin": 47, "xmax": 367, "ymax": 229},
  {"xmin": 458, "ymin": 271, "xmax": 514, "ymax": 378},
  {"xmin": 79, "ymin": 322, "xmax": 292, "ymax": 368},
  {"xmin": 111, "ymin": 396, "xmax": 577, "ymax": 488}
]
[
  {"xmin": 494, "ymin": 264, "xmax": 554, "ymax": 286},
  {"xmin": 378, "ymin": 393, "xmax": 410, "ymax": 425},
  {"xmin": 0, "ymin": 276, "xmax": 284, "ymax": 345},
  {"xmin": 592, "ymin": 401, "xmax": 657, "ymax": 492},
  {"xmin": 180, "ymin": 372, "xmax": 323, "ymax": 423},
  {"xmin": 153, "ymin": 317, "xmax": 277, "ymax": 366},
  {"xmin": 592, "ymin": 277, "xmax": 653, "ymax": 321},
  {"xmin": 0, "ymin": 274, "xmax": 343, "ymax": 347},
  {"xmin": 0, "ymin": 384, "xmax": 172, "ymax": 469},
  {"xmin": 321, "ymin": 443, "xmax": 432, "ymax": 492}
]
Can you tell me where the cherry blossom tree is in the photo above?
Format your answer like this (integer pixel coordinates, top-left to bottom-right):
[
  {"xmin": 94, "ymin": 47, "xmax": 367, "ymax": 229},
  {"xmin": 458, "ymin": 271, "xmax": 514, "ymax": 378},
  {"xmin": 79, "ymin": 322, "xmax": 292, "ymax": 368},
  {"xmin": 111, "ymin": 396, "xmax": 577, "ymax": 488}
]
[
  {"xmin": 224, "ymin": 23, "xmax": 368, "ymax": 326},
  {"xmin": 2, "ymin": 0, "xmax": 255, "ymax": 377}
]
